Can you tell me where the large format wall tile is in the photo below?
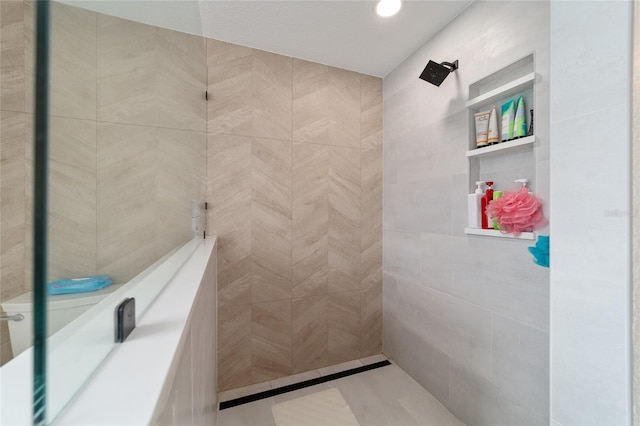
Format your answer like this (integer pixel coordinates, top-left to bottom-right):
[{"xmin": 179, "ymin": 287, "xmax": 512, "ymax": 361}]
[
  {"xmin": 292, "ymin": 294, "xmax": 328, "ymax": 373},
  {"xmin": 448, "ymin": 359, "xmax": 546, "ymax": 426},
  {"xmin": 252, "ymin": 51, "xmax": 292, "ymax": 141},
  {"xmin": 360, "ymin": 149, "xmax": 383, "ymax": 356},
  {"xmin": 96, "ymin": 123, "xmax": 157, "ymax": 283},
  {"xmin": 157, "ymin": 28, "xmax": 206, "ymax": 131},
  {"xmin": 22, "ymin": 0, "xmax": 33, "ymax": 114},
  {"xmin": 420, "ymin": 233, "xmax": 550, "ymax": 330},
  {"xmin": 292, "ymin": 59, "xmax": 329, "ymax": 144},
  {"xmin": 292, "ymin": 143, "xmax": 328, "ymax": 299},
  {"xmin": 328, "ymin": 67, "xmax": 360, "ymax": 148},
  {"xmin": 397, "ymin": 281, "xmax": 493, "ymax": 380},
  {"xmin": 251, "ymin": 299, "xmax": 292, "ymax": 382},
  {"xmin": 207, "ymin": 134, "xmax": 252, "ymax": 307},
  {"xmin": 156, "ymin": 128, "xmax": 206, "ymax": 257},
  {"xmin": 0, "ymin": 111, "xmax": 26, "ymax": 302},
  {"xmin": 360, "ymin": 278, "xmax": 382, "ymax": 357},
  {"xmin": 207, "ymin": 39, "xmax": 252, "ymax": 136},
  {"xmin": 0, "ymin": 0, "xmax": 24, "ymax": 112},
  {"xmin": 50, "ymin": 3, "xmax": 96, "ymax": 120},
  {"xmin": 251, "ymin": 138, "xmax": 292, "ymax": 303},
  {"xmin": 388, "ymin": 295, "xmax": 451, "ymax": 406},
  {"xmin": 97, "ymin": 15, "xmax": 156, "ymax": 126},
  {"xmin": 328, "ymin": 146, "xmax": 360, "ymax": 293},
  {"xmin": 328, "ymin": 290, "xmax": 360, "ymax": 363},
  {"xmin": 361, "ymin": 149, "xmax": 382, "ymax": 290},
  {"xmin": 492, "ymin": 314, "xmax": 549, "ymax": 419},
  {"xmin": 219, "ymin": 303, "xmax": 252, "ymax": 391},
  {"xmin": 48, "ymin": 117, "xmax": 97, "ymax": 281},
  {"xmin": 360, "ymin": 75, "xmax": 382, "ymax": 150}
]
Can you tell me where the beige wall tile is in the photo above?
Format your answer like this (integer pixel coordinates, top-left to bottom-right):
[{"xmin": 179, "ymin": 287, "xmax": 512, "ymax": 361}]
[
  {"xmin": 22, "ymin": 112, "xmax": 32, "ymax": 293},
  {"xmin": 0, "ymin": 0, "xmax": 25, "ymax": 112},
  {"xmin": 208, "ymin": 134, "xmax": 252, "ymax": 306},
  {"xmin": 97, "ymin": 15, "xmax": 155, "ymax": 126},
  {"xmin": 157, "ymin": 28, "xmax": 206, "ymax": 131},
  {"xmin": 251, "ymin": 138, "xmax": 292, "ymax": 303},
  {"xmin": 328, "ymin": 290, "xmax": 361, "ymax": 364},
  {"xmin": 292, "ymin": 143, "xmax": 329, "ymax": 299},
  {"xmin": 207, "ymin": 39, "xmax": 252, "ymax": 136},
  {"xmin": 156, "ymin": 128, "xmax": 206, "ymax": 257},
  {"xmin": 211, "ymin": 50, "xmax": 382, "ymax": 380},
  {"xmin": 0, "ymin": 111, "xmax": 26, "ymax": 300},
  {"xmin": 252, "ymin": 299, "xmax": 292, "ymax": 383},
  {"xmin": 48, "ymin": 117, "xmax": 97, "ymax": 281},
  {"xmin": 96, "ymin": 123, "xmax": 157, "ymax": 283},
  {"xmin": 252, "ymin": 50, "xmax": 292, "ymax": 141},
  {"xmin": 361, "ymin": 279, "xmax": 382, "ymax": 357},
  {"xmin": 292, "ymin": 294, "xmax": 328, "ymax": 373},
  {"xmin": 0, "ymin": 321, "xmax": 13, "ymax": 365},
  {"xmin": 328, "ymin": 146, "xmax": 361, "ymax": 293},
  {"xmin": 361, "ymin": 75, "xmax": 383, "ymax": 150},
  {"xmin": 361, "ymin": 149, "xmax": 382, "ymax": 291},
  {"xmin": 219, "ymin": 303, "xmax": 252, "ymax": 391},
  {"xmin": 328, "ymin": 67, "xmax": 360, "ymax": 148},
  {"xmin": 50, "ymin": 2, "xmax": 96, "ymax": 120},
  {"xmin": 23, "ymin": 0, "xmax": 33, "ymax": 114},
  {"xmin": 292, "ymin": 59, "xmax": 329, "ymax": 144},
  {"xmin": 0, "ymin": 111, "xmax": 26, "ymax": 366}
]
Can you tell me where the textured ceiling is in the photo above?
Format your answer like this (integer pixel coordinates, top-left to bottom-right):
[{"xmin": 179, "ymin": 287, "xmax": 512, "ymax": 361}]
[{"xmin": 65, "ymin": 0, "xmax": 473, "ymax": 77}]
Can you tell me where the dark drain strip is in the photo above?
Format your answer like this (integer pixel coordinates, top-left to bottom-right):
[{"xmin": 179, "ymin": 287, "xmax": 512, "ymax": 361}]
[{"xmin": 219, "ymin": 359, "xmax": 391, "ymax": 410}]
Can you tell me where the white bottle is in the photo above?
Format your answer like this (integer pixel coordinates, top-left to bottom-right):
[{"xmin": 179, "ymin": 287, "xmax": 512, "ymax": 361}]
[
  {"xmin": 467, "ymin": 181, "xmax": 484, "ymax": 229},
  {"xmin": 514, "ymin": 178, "xmax": 531, "ymax": 193}
]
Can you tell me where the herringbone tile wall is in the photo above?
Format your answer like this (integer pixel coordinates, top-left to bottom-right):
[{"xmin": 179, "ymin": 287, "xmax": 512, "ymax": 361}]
[{"xmin": 207, "ymin": 41, "xmax": 383, "ymax": 391}]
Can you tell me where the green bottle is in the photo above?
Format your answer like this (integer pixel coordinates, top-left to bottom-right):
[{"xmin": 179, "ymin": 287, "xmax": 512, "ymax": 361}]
[{"xmin": 493, "ymin": 191, "xmax": 503, "ymax": 230}]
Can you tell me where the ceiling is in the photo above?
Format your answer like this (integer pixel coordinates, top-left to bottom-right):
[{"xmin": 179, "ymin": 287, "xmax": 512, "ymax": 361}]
[{"xmin": 67, "ymin": 0, "xmax": 473, "ymax": 77}]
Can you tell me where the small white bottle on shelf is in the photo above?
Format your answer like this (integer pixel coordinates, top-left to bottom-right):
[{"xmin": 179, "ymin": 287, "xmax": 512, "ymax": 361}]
[{"xmin": 467, "ymin": 181, "xmax": 484, "ymax": 229}]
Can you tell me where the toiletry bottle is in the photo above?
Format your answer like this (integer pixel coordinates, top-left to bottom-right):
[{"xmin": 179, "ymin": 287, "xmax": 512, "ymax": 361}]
[
  {"xmin": 467, "ymin": 181, "xmax": 484, "ymax": 229},
  {"xmin": 514, "ymin": 178, "xmax": 531, "ymax": 193},
  {"xmin": 492, "ymin": 191, "xmax": 503, "ymax": 230},
  {"xmin": 481, "ymin": 181, "xmax": 494, "ymax": 229},
  {"xmin": 513, "ymin": 96, "xmax": 527, "ymax": 138},
  {"xmin": 487, "ymin": 106, "xmax": 499, "ymax": 145}
]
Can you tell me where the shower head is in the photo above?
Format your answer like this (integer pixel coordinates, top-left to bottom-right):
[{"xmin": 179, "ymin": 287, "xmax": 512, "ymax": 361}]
[{"xmin": 419, "ymin": 60, "xmax": 458, "ymax": 87}]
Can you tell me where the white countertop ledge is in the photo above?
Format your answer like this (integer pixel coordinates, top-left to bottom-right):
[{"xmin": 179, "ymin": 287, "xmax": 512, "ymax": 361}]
[{"xmin": 56, "ymin": 237, "xmax": 217, "ymax": 426}]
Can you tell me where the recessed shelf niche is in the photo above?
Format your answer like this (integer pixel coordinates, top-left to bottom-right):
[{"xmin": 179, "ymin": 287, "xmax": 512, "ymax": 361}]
[{"xmin": 465, "ymin": 54, "xmax": 537, "ymax": 238}]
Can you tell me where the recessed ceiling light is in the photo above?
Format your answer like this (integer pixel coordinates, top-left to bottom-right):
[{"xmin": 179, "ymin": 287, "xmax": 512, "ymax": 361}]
[{"xmin": 376, "ymin": 0, "xmax": 402, "ymax": 18}]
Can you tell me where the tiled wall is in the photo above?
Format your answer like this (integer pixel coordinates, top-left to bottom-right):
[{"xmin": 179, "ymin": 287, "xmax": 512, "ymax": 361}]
[
  {"xmin": 206, "ymin": 40, "xmax": 383, "ymax": 390},
  {"xmin": 0, "ymin": 2, "xmax": 206, "ymax": 364},
  {"xmin": 383, "ymin": 1, "xmax": 550, "ymax": 425},
  {"xmin": 0, "ymin": 0, "xmax": 32, "ymax": 366},
  {"xmin": 550, "ymin": 2, "xmax": 633, "ymax": 424}
]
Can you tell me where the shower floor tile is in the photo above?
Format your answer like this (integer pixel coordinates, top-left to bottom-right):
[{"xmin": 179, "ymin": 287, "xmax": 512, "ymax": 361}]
[{"xmin": 216, "ymin": 355, "xmax": 464, "ymax": 426}]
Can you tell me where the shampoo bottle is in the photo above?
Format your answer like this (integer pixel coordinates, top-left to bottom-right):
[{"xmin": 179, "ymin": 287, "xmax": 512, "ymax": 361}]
[
  {"xmin": 467, "ymin": 181, "xmax": 484, "ymax": 229},
  {"xmin": 481, "ymin": 181, "xmax": 494, "ymax": 229}
]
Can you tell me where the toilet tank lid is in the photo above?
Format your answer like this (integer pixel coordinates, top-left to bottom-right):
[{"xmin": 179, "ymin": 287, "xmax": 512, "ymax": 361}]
[{"xmin": 1, "ymin": 283, "xmax": 124, "ymax": 312}]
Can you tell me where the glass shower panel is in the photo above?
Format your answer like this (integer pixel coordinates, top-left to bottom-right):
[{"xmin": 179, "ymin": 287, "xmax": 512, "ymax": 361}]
[{"xmin": 38, "ymin": 0, "xmax": 206, "ymax": 422}]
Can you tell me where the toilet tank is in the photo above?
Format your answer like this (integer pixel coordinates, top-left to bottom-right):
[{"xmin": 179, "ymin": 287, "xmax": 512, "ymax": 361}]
[{"xmin": 1, "ymin": 284, "xmax": 123, "ymax": 357}]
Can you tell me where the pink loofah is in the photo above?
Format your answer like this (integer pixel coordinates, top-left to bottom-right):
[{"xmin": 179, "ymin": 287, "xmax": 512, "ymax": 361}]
[{"xmin": 486, "ymin": 187, "xmax": 547, "ymax": 236}]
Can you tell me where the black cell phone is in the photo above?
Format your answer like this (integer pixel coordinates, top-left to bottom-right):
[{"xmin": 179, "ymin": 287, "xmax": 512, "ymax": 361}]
[{"xmin": 115, "ymin": 297, "xmax": 136, "ymax": 343}]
